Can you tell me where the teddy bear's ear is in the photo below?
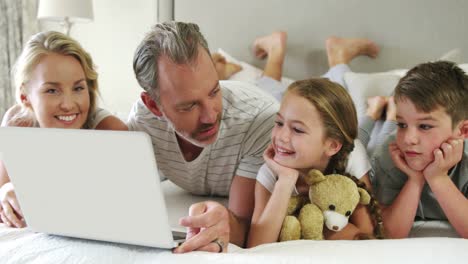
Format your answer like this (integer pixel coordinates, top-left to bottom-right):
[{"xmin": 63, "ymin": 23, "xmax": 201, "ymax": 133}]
[
  {"xmin": 358, "ymin": 188, "xmax": 371, "ymax": 205},
  {"xmin": 304, "ymin": 169, "xmax": 326, "ymax": 185}
]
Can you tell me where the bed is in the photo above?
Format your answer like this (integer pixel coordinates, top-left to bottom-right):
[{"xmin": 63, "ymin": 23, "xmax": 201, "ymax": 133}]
[
  {"xmin": 1, "ymin": 0, "xmax": 468, "ymax": 263},
  {"xmin": 1, "ymin": 181, "xmax": 467, "ymax": 264}
]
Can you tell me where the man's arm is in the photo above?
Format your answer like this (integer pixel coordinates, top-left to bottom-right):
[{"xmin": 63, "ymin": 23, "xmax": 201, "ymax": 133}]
[
  {"xmin": 227, "ymin": 176, "xmax": 256, "ymax": 247},
  {"xmin": 173, "ymin": 176, "xmax": 255, "ymax": 253}
]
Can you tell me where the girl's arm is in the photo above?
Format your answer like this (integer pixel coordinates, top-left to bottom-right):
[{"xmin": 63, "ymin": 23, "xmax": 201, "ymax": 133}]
[
  {"xmin": 350, "ymin": 174, "xmax": 375, "ymax": 234},
  {"xmin": 325, "ymin": 174, "xmax": 375, "ymax": 240},
  {"xmin": 247, "ymin": 145, "xmax": 300, "ymax": 247},
  {"xmin": 247, "ymin": 176, "xmax": 296, "ymax": 248}
]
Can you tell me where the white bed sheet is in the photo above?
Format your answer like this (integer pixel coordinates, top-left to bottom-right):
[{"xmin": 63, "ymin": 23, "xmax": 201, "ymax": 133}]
[{"xmin": 0, "ymin": 181, "xmax": 466, "ymax": 264}]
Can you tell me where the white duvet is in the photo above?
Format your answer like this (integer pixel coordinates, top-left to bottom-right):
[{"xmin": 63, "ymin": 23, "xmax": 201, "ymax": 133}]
[{"xmin": 1, "ymin": 181, "xmax": 466, "ymax": 264}]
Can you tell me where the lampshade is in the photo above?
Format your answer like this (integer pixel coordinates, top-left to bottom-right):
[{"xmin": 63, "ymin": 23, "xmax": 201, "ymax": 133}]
[{"xmin": 37, "ymin": 0, "xmax": 94, "ymax": 23}]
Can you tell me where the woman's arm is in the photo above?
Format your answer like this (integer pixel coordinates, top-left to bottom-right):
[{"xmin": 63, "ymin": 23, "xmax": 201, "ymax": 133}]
[
  {"xmin": 0, "ymin": 161, "xmax": 25, "ymax": 227},
  {"xmin": 95, "ymin": 116, "xmax": 128, "ymax": 130},
  {"xmin": 1, "ymin": 105, "xmax": 33, "ymax": 127}
]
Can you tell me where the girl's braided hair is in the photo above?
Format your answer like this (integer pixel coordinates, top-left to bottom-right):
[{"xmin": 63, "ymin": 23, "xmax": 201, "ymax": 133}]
[{"xmin": 287, "ymin": 78, "xmax": 385, "ymax": 239}]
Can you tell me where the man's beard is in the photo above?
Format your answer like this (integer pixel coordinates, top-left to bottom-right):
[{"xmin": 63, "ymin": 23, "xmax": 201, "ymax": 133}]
[{"xmin": 163, "ymin": 112, "xmax": 220, "ymax": 148}]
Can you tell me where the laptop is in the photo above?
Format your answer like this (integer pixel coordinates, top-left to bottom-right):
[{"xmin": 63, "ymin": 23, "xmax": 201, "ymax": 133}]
[{"xmin": 0, "ymin": 127, "xmax": 185, "ymax": 249}]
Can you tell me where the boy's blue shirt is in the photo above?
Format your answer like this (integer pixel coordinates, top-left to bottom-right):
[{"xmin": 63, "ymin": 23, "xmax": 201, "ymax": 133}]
[{"xmin": 370, "ymin": 133, "xmax": 468, "ymax": 220}]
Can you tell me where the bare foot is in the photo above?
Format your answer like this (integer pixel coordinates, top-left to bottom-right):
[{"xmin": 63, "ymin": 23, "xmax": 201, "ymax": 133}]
[
  {"xmin": 326, "ymin": 36, "xmax": 379, "ymax": 67},
  {"xmin": 366, "ymin": 96, "xmax": 388, "ymax": 121},
  {"xmin": 386, "ymin": 96, "xmax": 397, "ymax": 121},
  {"xmin": 253, "ymin": 31, "xmax": 287, "ymax": 59},
  {"xmin": 212, "ymin": 53, "xmax": 242, "ymax": 80}
]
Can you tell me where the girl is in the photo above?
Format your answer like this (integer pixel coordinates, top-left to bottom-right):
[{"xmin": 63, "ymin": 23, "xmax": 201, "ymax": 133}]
[
  {"xmin": 247, "ymin": 78, "xmax": 383, "ymax": 247},
  {"xmin": 0, "ymin": 31, "xmax": 127, "ymax": 228}
]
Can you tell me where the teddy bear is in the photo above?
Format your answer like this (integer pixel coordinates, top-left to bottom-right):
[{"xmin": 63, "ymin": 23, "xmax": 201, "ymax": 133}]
[{"xmin": 279, "ymin": 169, "xmax": 371, "ymax": 241}]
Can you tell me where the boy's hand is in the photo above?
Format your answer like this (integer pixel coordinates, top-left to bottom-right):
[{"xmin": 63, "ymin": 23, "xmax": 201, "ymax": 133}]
[
  {"xmin": 263, "ymin": 144, "xmax": 299, "ymax": 185},
  {"xmin": 389, "ymin": 142, "xmax": 424, "ymax": 184},
  {"xmin": 423, "ymin": 139, "xmax": 464, "ymax": 182}
]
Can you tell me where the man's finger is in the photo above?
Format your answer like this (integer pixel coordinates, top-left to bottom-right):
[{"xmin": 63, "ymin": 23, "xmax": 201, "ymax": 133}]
[
  {"xmin": 195, "ymin": 241, "xmax": 227, "ymax": 253},
  {"xmin": 180, "ymin": 205, "xmax": 225, "ymax": 229},
  {"xmin": 174, "ymin": 229, "xmax": 216, "ymax": 253},
  {"xmin": 180, "ymin": 202, "xmax": 207, "ymax": 239}
]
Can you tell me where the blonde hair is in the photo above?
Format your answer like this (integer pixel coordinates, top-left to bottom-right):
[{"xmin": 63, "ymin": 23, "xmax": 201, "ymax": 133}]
[
  {"xmin": 11, "ymin": 31, "xmax": 99, "ymax": 129},
  {"xmin": 286, "ymin": 78, "xmax": 357, "ymax": 175}
]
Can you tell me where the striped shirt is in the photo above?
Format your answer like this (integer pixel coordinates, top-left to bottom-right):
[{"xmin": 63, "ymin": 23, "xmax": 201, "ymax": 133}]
[{"xmin": 127, "ymin": 81, "xmax": 279, "ymax": 196}]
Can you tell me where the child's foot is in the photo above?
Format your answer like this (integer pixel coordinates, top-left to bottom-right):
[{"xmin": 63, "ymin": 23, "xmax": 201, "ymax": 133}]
[
  {"xmin": 326, "ymin": 36, "xmax": 379, "ymax": 67},
  {"xmin": 366, "ymin": 96, "xmax": 388, "ymax": 121},
  {"xmin": 253, "ymin": 31, "xmax": 287, "ymax": 59},
  {"xmin": 212, "ymin": 53, "xmax": 242, "ymax": 80}
]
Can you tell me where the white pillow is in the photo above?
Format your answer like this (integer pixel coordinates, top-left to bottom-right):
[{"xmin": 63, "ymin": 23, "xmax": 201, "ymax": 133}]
[
  {"xmin": 344, "ymin": 70, "xmax": 406, "ymax": 120},
  {"xmin": 215, "ymin": 48, "xmax": 295, "ymax": 87},
  {"xmin": 458, "ymin": 63, "xmax": 468, "ymax": 73},
  {"xmin": 345, "ymin": 62, "xmax": 468, "ymax": 121}
]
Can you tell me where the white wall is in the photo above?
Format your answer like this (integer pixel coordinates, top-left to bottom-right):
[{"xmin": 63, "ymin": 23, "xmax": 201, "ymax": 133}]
[{"xmin": 41, "ymin": 0, "xmax": 158, "ymax": 118}]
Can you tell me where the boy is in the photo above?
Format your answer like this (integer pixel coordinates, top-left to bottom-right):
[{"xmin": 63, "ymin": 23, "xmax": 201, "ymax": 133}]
[{"xmin": 372, "ymin": 61, "xmax": 468, "ymax": 238}]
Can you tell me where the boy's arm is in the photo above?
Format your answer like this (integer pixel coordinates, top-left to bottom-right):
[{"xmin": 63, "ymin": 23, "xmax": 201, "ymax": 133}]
[
  {"xmin": 381, "ymin": 177, "xmax": 425, "ymax": 238},
  {"xmin": 375, "ymin": 142, "xmax": 425, "ymax": 238},
  {"xmin": 424, "ymin": 139, "xmax": 468, "ymax": 238},
  {"xmin": 427, "ymin": 176, "xmax": 468, "ymax": 238}
]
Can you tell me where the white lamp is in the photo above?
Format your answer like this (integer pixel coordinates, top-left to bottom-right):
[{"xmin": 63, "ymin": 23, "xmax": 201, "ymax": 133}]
[{"xmin": 37, "ymin": 0, "xmax": 94, "ymax": 35}]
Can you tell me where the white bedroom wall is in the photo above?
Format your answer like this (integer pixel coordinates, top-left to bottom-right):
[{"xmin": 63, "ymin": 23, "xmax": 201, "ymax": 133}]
[{"xmin": 40, "ymin": 0, "xmax": 158, "ymax": 119}]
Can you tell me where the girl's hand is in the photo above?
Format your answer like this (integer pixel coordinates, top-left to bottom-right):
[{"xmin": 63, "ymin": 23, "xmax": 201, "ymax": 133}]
[
  {"xmin": 263, "ymin": 144, "xmax": 299, "ymax": 185},
  {"xmin": 0, "ymin": 182, "xmax": 25, "ymax": 228},
  {"xmin": 424, "ymin": 139, "xmax": 464, "ymax": 182},
  {"xmin": 389, "ymin": 142, "xmax": 424, "ymax": 184}
]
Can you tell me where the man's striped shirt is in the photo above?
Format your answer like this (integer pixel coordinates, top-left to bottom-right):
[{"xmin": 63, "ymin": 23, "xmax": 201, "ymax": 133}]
[{"xmin": 128, "ymin": 81, "xmax": 279, "ymax": 196}]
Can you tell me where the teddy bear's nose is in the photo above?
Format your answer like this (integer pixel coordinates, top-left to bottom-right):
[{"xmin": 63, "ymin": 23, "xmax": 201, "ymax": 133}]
[{"xmin": 332, "ymin": 226, "xmax": 339, "ymax": 231}]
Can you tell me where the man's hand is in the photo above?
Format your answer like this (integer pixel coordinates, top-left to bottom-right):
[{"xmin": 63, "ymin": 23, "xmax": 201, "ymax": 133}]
[
  {"xmin": 0, "ymin": 182, "xmax": 25, "ymax": 228},
  {"xmin": 424, "ymin": 139, "xmax": 464, "ymax": 182},
  {"xmin": 174, "ymin": 201, "xmax": 229, "ymax": 253},
  {"xmin": 389, "ymin": 142, "xmax": 424, "ymax": 184}
]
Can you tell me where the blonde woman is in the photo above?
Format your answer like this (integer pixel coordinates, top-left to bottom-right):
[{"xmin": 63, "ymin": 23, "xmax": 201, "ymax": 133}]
[{"xmin": 0, "ymin": 31, "xmax": 127, "ymax": 228}]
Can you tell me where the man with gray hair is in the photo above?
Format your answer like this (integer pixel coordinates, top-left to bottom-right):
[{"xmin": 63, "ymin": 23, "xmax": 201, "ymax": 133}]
[{"xmin": 128, "ymin": 21, "xmax": 278, "ymax": 252}]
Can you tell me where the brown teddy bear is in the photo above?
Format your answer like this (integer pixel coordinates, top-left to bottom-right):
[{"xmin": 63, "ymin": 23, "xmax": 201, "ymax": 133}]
[{"xmin": 279, "ymin": 169, "xmax": 372, "ymax": 241}]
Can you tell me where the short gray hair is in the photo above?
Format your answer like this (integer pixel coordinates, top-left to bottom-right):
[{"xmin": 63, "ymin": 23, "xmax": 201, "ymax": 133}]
[{"xmin": 133, "ymin": 21, "xmax": 210, "ymax": 102}]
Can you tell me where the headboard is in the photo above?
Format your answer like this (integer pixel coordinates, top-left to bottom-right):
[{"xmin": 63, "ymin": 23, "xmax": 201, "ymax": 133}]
[{"xmin": 163, "ymin": 0, "xmax": 468, "ymax": 79}]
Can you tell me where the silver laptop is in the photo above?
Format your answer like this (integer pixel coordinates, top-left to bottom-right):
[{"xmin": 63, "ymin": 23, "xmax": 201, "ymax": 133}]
[{"xmin": 0, "ymin": 127, "xmax": 185, "ymax": 249}]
